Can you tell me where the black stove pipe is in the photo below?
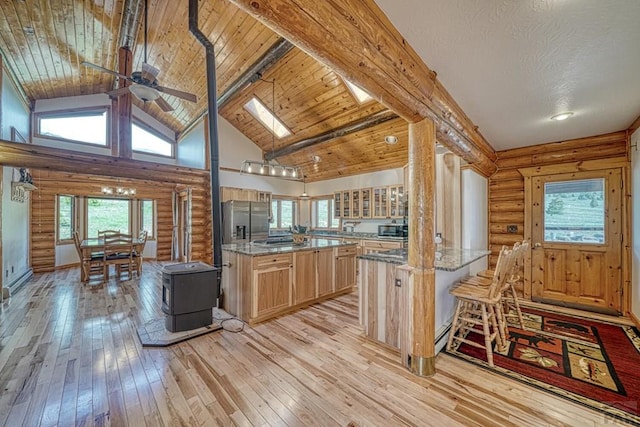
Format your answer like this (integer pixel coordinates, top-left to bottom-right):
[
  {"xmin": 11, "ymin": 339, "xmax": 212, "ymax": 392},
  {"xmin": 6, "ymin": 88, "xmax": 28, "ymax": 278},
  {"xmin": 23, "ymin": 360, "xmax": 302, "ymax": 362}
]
[{"xmin": 189, "ymin": 0, "xmax": 223, "ymax": 301}]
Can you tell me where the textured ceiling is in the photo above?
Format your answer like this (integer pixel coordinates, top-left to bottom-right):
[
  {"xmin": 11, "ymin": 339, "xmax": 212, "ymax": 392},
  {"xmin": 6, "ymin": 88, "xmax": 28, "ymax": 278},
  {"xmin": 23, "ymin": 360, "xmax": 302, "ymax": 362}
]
[{"xmin": 374, "ymin": 0, "xmax": 640, "ymax": 151}]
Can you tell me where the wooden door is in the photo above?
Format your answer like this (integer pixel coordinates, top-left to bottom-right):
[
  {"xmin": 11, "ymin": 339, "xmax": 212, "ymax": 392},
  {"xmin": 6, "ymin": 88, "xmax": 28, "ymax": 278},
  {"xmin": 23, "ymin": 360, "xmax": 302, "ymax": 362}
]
[
  {"xmin": 530, "ymin": 169, "xmax": 622, "ymax": 314},
  {"xmin": 335, "ymin": 247, "xmax": 357, "ymax": 291}
]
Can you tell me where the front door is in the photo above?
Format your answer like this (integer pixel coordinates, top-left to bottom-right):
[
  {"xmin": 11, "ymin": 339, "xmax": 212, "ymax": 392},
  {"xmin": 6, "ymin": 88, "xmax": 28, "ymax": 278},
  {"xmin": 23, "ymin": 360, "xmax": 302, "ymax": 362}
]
[{"xmin": 530, "ymin": 169, "xmax": 623, "ymax": 314}]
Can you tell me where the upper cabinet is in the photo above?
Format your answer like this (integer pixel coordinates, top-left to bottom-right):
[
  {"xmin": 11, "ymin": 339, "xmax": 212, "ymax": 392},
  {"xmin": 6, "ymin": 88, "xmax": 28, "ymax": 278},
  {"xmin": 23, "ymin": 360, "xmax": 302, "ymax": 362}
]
[{"xmin": 336, "ymin": 185, "xmax": 403, "ymax": 219}]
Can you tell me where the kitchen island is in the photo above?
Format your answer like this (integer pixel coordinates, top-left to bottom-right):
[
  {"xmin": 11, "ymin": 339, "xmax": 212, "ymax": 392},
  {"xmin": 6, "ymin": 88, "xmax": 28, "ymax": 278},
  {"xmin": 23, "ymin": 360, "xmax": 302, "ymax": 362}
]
[
  {"xmin": 222, "ymin": 238, "xmax": 357, "ymax": 324},
  {"xmin": 358, "ymin": 247, "xmax": 490, "ymax": 365}
]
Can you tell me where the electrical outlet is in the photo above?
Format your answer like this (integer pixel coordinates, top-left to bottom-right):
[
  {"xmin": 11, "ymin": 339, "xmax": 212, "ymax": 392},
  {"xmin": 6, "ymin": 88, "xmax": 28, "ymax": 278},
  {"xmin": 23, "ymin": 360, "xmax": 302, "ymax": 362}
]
[{"xmin": 507, "ymin": 225, "xmax": 518, "ymax": 233}]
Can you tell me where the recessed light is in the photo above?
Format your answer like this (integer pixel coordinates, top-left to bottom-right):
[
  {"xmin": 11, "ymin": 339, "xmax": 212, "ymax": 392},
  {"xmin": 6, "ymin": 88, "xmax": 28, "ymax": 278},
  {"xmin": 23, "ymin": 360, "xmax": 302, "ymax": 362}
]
[
  {"xmin": 384, "ymin": 135, "xmax": 398, "ymax": 145},
  {"xmin": 312, "ymin": 154, "xmax": 321, "ymax": 163},
  {"xmin": 551, "ymin": 112, "xmax": 574, "ymax": 121},
  {"xmin": 22, "ymin": 26, "xmax": 34, "ymax": 35}
]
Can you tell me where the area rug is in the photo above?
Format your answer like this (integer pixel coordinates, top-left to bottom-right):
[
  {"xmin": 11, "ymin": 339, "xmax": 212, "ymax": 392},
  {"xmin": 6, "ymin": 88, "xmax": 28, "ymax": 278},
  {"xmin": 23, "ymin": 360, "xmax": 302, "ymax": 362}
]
[{"xmin": 446, "ymin": 307, "xmax": 640, "ymax": 426}]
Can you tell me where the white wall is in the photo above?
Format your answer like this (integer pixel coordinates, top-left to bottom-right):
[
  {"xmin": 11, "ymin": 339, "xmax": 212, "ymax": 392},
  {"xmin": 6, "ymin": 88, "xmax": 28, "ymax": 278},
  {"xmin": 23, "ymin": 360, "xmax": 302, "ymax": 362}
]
[
  {"xmin": 1, "ymin": 68, "xmax": 31, "ymax": 287},
  {"xmin": 178, "ymin": 120, "xmax": 206, "ymax": 169},
  {"xmin": 461, "ymin": 168, "xmax": 489, "ymax": 274},
  {"xmin": 631, "ymin": 128, "xmax": 640, "ymax": 319}
]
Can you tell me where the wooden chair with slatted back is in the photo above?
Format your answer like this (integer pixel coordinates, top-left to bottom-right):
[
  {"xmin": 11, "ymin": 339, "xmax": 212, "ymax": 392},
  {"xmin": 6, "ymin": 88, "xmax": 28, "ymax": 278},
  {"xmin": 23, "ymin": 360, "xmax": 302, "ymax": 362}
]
[
  {"xmin": 132, "ymin": 230, "xmax": 148, "ymax": 276},
  {"xmin": 103, "ymin": 232, "xmax": 134, "ymax": 280},
  {"xmin": 98, "ymin": 229, "xmax": 120, "ymax": 238},
  {"xmin": 471, "ymin": 240, "xmax": 529, "ymax": 328},
  {"xmin": 73, "ymin": 231, "xmax": 105, "ymax": 282},
  {"xmin": 446, "ymin": 245, "xmax": 516, "ymax": 367}
]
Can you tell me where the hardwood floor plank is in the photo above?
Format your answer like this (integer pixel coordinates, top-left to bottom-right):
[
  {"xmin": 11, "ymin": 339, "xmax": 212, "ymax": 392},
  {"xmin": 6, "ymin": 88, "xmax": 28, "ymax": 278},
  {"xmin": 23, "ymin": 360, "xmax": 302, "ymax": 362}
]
[{"xmin": 0, "ymin": 263, "xmax": 632, "ymax": 427}]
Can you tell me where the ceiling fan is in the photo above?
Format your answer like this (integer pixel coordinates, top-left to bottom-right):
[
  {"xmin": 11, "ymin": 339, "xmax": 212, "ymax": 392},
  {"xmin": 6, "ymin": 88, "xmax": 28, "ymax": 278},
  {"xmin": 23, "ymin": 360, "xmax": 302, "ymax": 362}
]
[{"xmin": 81, "ymin": 0, "xmax": 196, "ymax": 112}]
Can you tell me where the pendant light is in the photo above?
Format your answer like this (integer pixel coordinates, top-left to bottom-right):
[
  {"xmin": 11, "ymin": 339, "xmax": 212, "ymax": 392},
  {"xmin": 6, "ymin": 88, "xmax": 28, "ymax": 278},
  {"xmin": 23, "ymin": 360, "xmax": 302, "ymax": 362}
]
[{"xmin": 300, "ymin": 176, "xmax": 309, "ymax": 199}]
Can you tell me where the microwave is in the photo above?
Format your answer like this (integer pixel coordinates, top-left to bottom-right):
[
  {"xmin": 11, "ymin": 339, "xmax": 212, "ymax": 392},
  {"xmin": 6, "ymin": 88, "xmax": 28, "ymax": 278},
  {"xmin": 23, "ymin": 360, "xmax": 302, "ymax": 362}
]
[{"xmin": 378, "ymin": 224, "xmax": 407, "ymax": 237}]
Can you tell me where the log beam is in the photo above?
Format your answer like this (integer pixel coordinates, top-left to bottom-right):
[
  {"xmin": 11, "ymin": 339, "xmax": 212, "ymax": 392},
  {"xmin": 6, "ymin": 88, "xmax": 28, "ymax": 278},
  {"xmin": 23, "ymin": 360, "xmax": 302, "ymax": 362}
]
[
  {"xmin": 116, "ymin": 46, "xmax": 133, "ymax": 159},
  {"xmin": 407, "ymin": 118, "xmax": 436, "ymax": 376},
  {"xmin": 228, "ymin": 0, "xmax": 497, "ymax": 176},
  {"xmin": 0, "ymin": 139, "xmax": 208, "ymax": 185}
]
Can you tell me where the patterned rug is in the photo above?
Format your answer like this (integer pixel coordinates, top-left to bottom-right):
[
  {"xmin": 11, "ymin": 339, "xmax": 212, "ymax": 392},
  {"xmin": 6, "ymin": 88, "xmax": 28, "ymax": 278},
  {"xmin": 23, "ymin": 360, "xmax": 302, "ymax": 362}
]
[{"xmin": 446, "ymin": 307, "xmax": 640, "ymax": 426}]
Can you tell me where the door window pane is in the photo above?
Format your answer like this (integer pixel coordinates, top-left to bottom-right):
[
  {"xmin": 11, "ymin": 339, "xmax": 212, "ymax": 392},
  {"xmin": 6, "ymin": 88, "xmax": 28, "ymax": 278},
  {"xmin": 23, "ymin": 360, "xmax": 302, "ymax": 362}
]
[
  {"xmin": 87, "ymin": 198, "xmax": 130, "ymax": 237},
  {"xmin": 544, "ymin": 179, "xmax": 604, "ymax": 244}
]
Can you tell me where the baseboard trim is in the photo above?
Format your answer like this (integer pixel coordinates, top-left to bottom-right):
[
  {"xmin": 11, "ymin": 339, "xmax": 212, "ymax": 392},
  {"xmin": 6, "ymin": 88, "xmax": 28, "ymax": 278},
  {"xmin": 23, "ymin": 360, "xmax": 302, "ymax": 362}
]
[
  {"xmin": 6, "ymin": 268, "xmax": 34, "ymax": 296},
  {"xmin": 631, "ymin": 311, "xmax": 640, "ymax": 329}
]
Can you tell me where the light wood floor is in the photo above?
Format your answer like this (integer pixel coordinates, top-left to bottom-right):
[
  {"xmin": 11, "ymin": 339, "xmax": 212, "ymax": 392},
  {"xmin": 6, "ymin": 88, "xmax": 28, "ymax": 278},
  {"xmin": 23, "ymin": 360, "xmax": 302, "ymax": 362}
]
[{"xmin": 0, "ymin": 262, "xmax": 632, "ymax": 426}]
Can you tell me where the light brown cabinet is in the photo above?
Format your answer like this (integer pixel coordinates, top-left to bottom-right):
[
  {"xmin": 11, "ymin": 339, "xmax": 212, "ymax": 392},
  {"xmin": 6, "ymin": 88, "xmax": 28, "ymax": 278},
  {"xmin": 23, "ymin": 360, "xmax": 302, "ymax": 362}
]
[
  {"xmin": 389, "ymin": 185, "xmax": 404, "ymax": 218},
  {"xmin": 223, "ymin": 245, "xmax": 355, "ymax": 324},
  {"xmin": 361, "ymin": 239, "xmax": 403, "ymax": 255},
  {"xmin": 335, "ymin": 246, "xmax": 357, "ymax": 291},
  {"xmin": 373, "ymin": 187, "xmax": 388, "ymax": 218},
  {"xmin": 252, "ymin": 254, "xmax": 293, "ymax": 318},
  {"xmin": 335, "ymin": 185, "xmax": 403, "ymax": 219},
  {"xmin": 361, "ymin": 188, "xmax": 372, "ymax": 218}
]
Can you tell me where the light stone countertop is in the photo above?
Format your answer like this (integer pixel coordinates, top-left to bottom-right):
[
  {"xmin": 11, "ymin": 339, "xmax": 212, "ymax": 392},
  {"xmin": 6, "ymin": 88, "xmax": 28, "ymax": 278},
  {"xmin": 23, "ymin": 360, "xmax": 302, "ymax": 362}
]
[{"xmin": 358, "ymin": 247, "xmax": 491, "ymax": 271}]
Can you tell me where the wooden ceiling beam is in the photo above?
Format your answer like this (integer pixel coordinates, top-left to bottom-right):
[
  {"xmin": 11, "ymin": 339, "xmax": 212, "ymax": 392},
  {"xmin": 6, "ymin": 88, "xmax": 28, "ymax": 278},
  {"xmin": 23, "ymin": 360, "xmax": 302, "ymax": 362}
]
[
  {"xmin": 0, "ymin": 139, "xmax": 208, "ymax": 185},
  {"xmin": 264, "ymin": 109, "xmax": 398, "ymax": 160},
  {"xmin": 218, "ymin": 37, "xmax": 293, "ymax": 108},
  {"xmin": 113, "ymin": 0, "xmax": 144, "ymax": 90},
  {"xmin": 228, "ymin": 0, "xmax": 497, "ymax": 176}
]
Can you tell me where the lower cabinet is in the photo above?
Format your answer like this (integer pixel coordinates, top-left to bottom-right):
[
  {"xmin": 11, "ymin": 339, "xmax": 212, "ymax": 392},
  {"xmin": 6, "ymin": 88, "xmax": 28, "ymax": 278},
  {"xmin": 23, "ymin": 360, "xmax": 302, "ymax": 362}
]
[
  {"xmin": 224, "ymin": 245, "xmax": 356, "ymax": 324},
  {"xmin": 252, "ymin": 254, "xmax": 293, "ymax": 318},
  {"xmin": 335, "ymin": 246, "xmax": 357, "ymax": 291}
]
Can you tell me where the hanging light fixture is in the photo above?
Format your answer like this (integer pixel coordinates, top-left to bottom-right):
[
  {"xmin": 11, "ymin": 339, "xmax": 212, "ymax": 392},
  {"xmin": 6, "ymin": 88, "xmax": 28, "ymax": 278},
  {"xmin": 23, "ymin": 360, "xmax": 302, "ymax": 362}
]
[
  {"xmin": 240, "ymin": 78, "xmax": 303, "ymax": 181},
  {"xmin": 300, "ymin": 176, "xmax": 309, "ymax": 199}
]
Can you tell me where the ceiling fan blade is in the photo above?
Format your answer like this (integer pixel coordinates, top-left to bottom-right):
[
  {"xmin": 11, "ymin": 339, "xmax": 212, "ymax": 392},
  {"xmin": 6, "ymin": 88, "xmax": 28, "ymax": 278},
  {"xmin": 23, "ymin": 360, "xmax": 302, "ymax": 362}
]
[
  {"xmin": 156, "ymin": 85, "xmax": 197, "ymax": 103},
  {"xmin": 106, "ymin": 87, "xmax": 132, "ymax": 97},
  {"xmin": 142, "ymin": 62, "xmax": 160, "ymax": 81},
  {"xmin": 81, "ymin": 61, "xmax": 130, "ymax": 80},
  {"xmin": 155, "ymin": 96, "xmax": 174, "ymax": 112}
]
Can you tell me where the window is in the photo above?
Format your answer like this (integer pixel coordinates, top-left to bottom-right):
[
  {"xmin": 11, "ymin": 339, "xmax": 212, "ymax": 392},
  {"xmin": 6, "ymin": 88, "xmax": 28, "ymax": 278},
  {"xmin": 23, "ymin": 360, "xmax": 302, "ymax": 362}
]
[
  {"xmin": 543, "ymin": 179, "xmax": 605, "ymax": 244},
  {"xmin": 132, "ymin": 121, "xmax": 174, "ymax": 157},
  {"xmin": 86, "ymin": 198, "xmax": 130, "ymax": 237},
  {"xmin": 244, "ymin": 97, "xmax": 292, "ymax": 138},
  {"xmin": 140, "ymin": 199, "xmax": 155, "ymax": 238},
  {"xmin": 271, "ymin": 198, "xmax": 297, "ymax": 230},
  {"xmin": 343, "ymin": 79, "xmax": 373, "ymax": 104},
  {"xmin": 313, "ymin": 198, "xmax": 340, "ymax": 229},
  {"xmin": 37, "ymin": 109, "xmax": 108, "ymax": 146},
  {"xmin": 57, "ymin": 195, "xmax": 74, "ymax": 242}
]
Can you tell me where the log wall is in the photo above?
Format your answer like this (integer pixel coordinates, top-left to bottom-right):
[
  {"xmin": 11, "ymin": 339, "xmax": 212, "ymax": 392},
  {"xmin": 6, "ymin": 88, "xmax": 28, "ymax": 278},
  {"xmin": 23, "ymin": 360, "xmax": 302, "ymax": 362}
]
[
  {"xmin": 488, "ymin": 131, "xmax": 629, "ymax": 270},
  {"xmin": 28, "ymin": 171, "xmax": 211, "ymax": 273}
]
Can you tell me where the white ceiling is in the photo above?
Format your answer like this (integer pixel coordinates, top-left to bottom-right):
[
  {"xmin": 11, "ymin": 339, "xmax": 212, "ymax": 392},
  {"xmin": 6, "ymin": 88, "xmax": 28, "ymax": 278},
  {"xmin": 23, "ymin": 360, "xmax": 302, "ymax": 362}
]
[{"xmin": 374, "ymin": 0, "xmax": 640, "ymax": 151}]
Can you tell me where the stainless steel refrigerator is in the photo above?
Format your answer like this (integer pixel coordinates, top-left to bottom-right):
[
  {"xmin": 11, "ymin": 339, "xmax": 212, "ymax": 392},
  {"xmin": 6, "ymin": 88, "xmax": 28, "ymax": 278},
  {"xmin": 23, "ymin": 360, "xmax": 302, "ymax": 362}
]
[{"xmin": 222, "ymin": 201, "xmax": 270, "ymax": 244}]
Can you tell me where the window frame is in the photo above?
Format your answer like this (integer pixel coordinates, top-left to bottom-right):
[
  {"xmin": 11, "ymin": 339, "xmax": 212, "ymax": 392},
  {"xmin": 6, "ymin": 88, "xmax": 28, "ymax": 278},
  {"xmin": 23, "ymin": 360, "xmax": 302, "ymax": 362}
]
[
  {"xmin": 131, "ymin": 117, "xmax": 176, "ymax": 158},
  {"xmin": 34, "ymin": 107, "xmax": 110, "ymax": 148},
  {"xmin": 56, "ymin": 194, "xmax": 76, "ymax": 244},
  {"xmin": 270, "ymin": 196, "xmax": 298, "ymax": 230},
  {"xmin": 84, "ymin": 197, "xmax": 132, "ymax": 238},
  {"xmin": 312, "ymin": 196, "xmax": 340, "ymax": 230},
  {"xmin": 138, "ymin": 199, "xmax": 156, "ymax": 240}
]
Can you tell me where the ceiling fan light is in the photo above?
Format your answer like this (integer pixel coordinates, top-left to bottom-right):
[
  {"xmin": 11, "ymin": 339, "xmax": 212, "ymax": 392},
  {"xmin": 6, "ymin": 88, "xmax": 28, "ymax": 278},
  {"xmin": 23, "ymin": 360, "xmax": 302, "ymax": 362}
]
[{"xmin": 129, "ymin": 83, "xmax": 160, "ymax": 101}]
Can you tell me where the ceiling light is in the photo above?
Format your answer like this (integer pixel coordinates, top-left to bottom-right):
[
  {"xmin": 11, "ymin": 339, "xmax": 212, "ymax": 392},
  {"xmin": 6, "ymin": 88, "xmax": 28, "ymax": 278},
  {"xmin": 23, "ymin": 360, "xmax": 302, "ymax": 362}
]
[
  {"xmin": 385, "ymin": 135, "xmax": 398, "ymax": 145},
  {"xmin": 241, "ymin": 160, "xmax": 303, "ymax": 181},
  {"xmin": 312, "ymin": 155, "xmax": 321, "ymax": 163},
  {"xmin": 551, "ymin": 112, "xmax": 574, "ymax": 121},
  {"xmin": 300, "ymin": 177, "xmax": 309, "ymax": 199},
  {"xmin": 129, "ymin": 83, "xmax": 160, "ymax": 101}
]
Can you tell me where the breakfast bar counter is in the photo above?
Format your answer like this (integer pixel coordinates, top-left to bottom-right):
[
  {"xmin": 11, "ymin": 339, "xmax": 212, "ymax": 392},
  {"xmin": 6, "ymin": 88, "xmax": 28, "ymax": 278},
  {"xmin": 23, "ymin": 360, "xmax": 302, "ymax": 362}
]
[{"xmin": 358, "ymin": 247, "xmax": 490, "ymax": 356}]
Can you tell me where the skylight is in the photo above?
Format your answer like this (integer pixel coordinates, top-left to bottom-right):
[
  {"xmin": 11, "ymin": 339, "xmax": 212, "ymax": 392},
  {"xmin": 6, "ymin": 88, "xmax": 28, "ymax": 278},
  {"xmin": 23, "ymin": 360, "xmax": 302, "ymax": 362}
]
[
  {"xmin": 244, "ymin": 97, "xmax": 291, "ymax": 138},
  {"xmin": 344, "ymin": 80, "xmax": 373, "ymax": 104}
]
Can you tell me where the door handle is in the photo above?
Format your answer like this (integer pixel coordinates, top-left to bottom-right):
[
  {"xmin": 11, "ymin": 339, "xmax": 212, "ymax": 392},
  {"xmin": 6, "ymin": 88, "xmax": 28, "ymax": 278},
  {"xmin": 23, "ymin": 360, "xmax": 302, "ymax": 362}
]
[{"xmin": 534, "ymin": 243, "xmax": 542, "ymax": 248}]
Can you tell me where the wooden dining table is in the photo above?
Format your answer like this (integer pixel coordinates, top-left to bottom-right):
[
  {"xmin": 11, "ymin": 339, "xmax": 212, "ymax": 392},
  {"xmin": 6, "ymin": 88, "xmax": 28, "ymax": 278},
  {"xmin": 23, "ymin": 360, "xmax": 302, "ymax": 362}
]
[{"xmin": 80, "ymin": 237, "xmax": 145, "ymax": 282}]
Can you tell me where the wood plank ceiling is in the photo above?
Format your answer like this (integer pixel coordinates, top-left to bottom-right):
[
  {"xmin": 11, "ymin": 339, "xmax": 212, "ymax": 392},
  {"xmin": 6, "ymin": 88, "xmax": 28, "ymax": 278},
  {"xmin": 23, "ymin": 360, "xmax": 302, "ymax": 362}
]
[{"xmin": 0, "ymin": 0, "xmax": 414, "ymax": 181}]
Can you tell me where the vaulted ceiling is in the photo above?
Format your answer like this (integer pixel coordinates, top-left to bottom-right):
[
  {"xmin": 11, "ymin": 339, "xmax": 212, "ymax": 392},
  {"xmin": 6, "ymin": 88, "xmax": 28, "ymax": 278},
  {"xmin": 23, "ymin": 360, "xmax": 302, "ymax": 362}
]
[{"xmin": 1, "ymin": 0, "xmax": 638, "ymax": 182}]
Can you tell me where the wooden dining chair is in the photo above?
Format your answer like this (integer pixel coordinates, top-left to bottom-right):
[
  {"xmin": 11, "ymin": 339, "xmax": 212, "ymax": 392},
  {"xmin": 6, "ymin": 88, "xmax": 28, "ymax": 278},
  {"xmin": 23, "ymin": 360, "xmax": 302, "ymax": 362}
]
[
  {"xmin": 446, "ymin": 245, "xmax": 516, "ymax": 367},
  {"xmin": 471, "ymin": 240, "xmax": 529, "ymax": 329},
  {"xmin": 73, "ymin": 231, "xmax": 104, "ymax": 282},
  {"xmin": 103, "ymin": 232, "xmax": 134, "ymax": 280},
  {"xmin": 98, "ymin": 229, "xmax": 120, "ymax": 238},
  {"xmin": 132, "ymin": 230, "xmax": 148, "ymax": 276}
]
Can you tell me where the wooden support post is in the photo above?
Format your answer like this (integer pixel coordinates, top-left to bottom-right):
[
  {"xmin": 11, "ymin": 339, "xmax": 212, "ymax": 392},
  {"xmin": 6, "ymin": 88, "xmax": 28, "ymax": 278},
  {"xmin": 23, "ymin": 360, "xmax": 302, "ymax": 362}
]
[
  {"xmin": 116, "ymin": 47, "xmax": 133, "ymax": 159},
  {"xmin": 407, "ymin": 118, "xmax": 436, "ymax": 377}
]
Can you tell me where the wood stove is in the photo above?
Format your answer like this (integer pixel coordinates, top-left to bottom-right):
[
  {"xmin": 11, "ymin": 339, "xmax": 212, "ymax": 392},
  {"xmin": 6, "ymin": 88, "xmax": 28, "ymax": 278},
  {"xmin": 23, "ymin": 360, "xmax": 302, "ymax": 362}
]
[{"xmin": 161, "ymin": 262, "xmax": 217, "ymax": 332}]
